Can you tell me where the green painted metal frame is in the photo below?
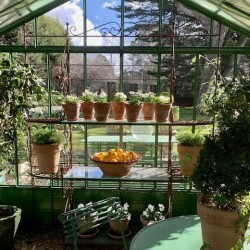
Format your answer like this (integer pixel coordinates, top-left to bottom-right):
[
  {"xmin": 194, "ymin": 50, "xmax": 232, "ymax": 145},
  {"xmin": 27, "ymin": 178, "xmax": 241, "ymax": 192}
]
[
  {"xmin": 177, "ymin": 0, "xmax": 250, "ymax": 38},
  {"xmin": 0, "ymin": 0, "xmax": 69, "ymax": 36},
  {"xmin": 0, "ymin": 0, "xmax": 248, "ymax": 218}
]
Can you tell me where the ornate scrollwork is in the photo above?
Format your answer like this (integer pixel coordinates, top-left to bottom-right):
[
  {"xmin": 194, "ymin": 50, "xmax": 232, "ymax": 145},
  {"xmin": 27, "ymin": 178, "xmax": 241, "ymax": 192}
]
[{"xmin": 68, "ymin": 21, "xmax": 172, "ymax": 38}]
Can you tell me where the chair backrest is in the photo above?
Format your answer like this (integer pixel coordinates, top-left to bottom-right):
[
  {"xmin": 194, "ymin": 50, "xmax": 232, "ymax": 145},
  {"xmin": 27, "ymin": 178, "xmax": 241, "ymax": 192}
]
[{"xmin": 58, "ymin": 197, "xmax": 128, "ymax": 250}]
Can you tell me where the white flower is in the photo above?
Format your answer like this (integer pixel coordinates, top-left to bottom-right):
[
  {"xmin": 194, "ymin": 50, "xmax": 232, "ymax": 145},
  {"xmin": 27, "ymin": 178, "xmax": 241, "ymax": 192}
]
[
  {"xmin": 78, "ymin": 203, "xmax": 84, "ymax": 208},
  {"xmin": 123, "ymin": 203, "xmax": 129, "ymax": 210},
  {"xmin": 148, "ymin": 204, "xmax": 155, "ymax": 212},
  {"xmin": 159, "ymin": 204, "xmax": 165, "ymax": 212},
  {"xmin": 114, "ymin": 92, "xmax": 127, "ymax": 102},
  {"xmin": 158, "ymin": 95, "xmax": 170, "ymax": 104}
]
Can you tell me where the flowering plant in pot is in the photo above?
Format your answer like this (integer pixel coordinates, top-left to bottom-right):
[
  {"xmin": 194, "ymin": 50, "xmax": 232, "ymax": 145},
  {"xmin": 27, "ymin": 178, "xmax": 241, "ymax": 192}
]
[
  {"xmin": 140, "ymin": 204, "xmax": 165, "ymax": 227},
  {"xmin": 176, "ymin": 130, "xmax": 204, "ymax": 176},
  {"xmin": 80, "ymin": 89, "xmax": 97, "ymax": 120},
  {"xmin": 108, "ymin": 202, "xmax": 131, "ymax": 235},
  {"xmin": 142, "ymin": 92, "xmax": 155, "ymax": 120},
  {"xmin": 154, "ymin": 95, "xmax": 172, "ymax": 122},
  {"xmin": 192, "ymin": 77, "xmax": 250, "ymax": 250},
  {"xmin": 125, "ymin": 91, "xmax": 144, "ymax": 122},
  {"xmin": 76, "ymin": 202, "xmax": 99, "ymax": 238},
  {"xmin": 31, "ymin": 128, "xmax": 65, "ymax": 174},
  {"xmin": 111, "ymin": 92, "xmax": 127, "ymax": 120},
  {"xmin": 58, "ymin": 95, "xmax": 80, "ymax": 121},
  {"xmin": 93, "ymin": 90, "xmax": 111, "ymax": 121}
]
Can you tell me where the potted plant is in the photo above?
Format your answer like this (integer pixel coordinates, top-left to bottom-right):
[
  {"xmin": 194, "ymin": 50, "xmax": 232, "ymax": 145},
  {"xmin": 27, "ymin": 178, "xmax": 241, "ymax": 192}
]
[
  {"xmin": 192, "ymin": 77, "xmax": 250, "ymax": 250},
  {"xmin": 59, "ymin": 95, "xmax": 80, "ymax": 121},
  {"xmin": 108, "ymin": 202, "xmax": 131, "ymax": 235},
  {"xmin": 31, "ymin": 128, "xmax": 65, "ymax": 174},
  {"xmin": 176, "ymin": 130, "xmax": 204, "ymax": 176},
  {"xmin": 125, "ymin": 91, "xmax": 144, "ymax": 122},
  {"xmin": 111, "ymin": 92, "xmax": 127, "ymax": 120},
  {"xmin": 76, "ymin": 202, "xmax": 99, "ymax": 238},
  {"xmin": 154, "ymin": 95, "xmax": 172, "ymax": 122},
  {"xmin": 0, "ymin": 205, "xmax": 22, "ymax": 249},
  {"xmin": 142, "ymin": 92, "xmax": 155, "ymax": 120},
  {"xmin": 93, "ymin": 90, "xmax": 111, "ymax": 122},
  {"xmin": 140, "ymin": 203, "xmax": 165, "ymax": 227},
  {"xmin": 80, "ymin": 89, "xmax": 97, "ymax": 120}
]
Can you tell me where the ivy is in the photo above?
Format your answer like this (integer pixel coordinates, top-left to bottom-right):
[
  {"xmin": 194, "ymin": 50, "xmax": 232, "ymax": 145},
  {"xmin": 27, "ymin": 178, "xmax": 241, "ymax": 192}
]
[{"xmin": 0, "ymin": 59, "xmax": 45, "ymax": 170}]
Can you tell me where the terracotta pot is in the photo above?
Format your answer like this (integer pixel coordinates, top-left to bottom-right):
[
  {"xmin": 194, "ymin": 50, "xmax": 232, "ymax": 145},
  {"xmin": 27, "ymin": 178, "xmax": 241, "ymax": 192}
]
[
  {"xmin": 140, "ymin": 216, "xmax": 150, "ymax": 227},
  {"xmin": 111, "ymin": 101, "xmax": 126, "ymax": 120},
  {"xmin": 81, "ymin": 101, "xmax": 94, "ymax": 120},
  {"xmin": 32, "ymin": 143, "xmax": 62, "ymax": 174},
  {"xmin": 154, "ymin": 103, "xmax": 172, "ymax": 122},
  {"xmin": 177, "ymin": 145, "xmax": 202, "ymax": 176},
  {"xmin": 62, "ymin": 103, "xmax": 80, "ymax": 121},
  {"xmin": 142, "ymin": 102, "xmax": 154, "ymax": 120},
  {"xmin": 109, "ymin": 217, "xmax": 130, "ymax": 234},
  {"xmin": 197, "ymin": 195, "xmax": 249, "ymax": 250},
  {"xmin": 125, "ymin": 102, "xmax": 142, "ymax": 122},
  {"xmin": 93, "ymin": 102, "xmax": 111, "ymax": 122}
]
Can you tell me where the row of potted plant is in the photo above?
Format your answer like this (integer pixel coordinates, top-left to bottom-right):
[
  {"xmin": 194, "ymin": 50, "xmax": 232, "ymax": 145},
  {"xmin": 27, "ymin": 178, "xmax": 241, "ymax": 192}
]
[
  {"xmin": 58, "ymin": 90, "xmax": 173, "ymax": 122},
  {"xmin": 77, "ymin": 201, "xmax": 166, "ymax": 238}
]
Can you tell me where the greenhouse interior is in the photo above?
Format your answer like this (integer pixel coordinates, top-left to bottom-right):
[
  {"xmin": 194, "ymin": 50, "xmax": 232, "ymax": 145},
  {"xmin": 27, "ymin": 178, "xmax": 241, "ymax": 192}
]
[{"xmin": 0, "ymin": 0, "xmax": 249, "ymax": 249}]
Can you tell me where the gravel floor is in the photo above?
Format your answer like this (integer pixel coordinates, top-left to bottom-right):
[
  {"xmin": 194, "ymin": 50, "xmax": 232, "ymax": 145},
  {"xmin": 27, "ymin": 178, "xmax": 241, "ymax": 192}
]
[{"xmin": 13, "ymin": 226, "xmax": 126, "ymax": 250}]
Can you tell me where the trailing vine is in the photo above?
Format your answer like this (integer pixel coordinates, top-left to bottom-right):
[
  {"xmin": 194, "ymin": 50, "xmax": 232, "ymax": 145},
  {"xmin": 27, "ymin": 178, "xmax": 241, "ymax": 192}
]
[{"xmin": 0, "ymin": 59, "xmax": 45, "ymax": 172}]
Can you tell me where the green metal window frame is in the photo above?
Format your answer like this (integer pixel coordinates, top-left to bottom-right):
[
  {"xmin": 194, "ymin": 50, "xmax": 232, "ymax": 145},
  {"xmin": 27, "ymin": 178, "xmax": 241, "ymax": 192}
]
[{"xmin": 0, "ymin": 0, "xmax": 249, "ymax": 189}]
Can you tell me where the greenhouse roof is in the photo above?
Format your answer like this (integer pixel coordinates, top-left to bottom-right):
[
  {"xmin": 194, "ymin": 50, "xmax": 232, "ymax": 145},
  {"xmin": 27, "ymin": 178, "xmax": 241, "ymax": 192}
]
[
  {"xmin": 0, "ymin": 0, "xmax": 69, "ymax": 36},
  {"xmin": 178, "ymin": 0, "xmax": 250, "ymax": 38},
  {"xmin": 0, "ymin": 0, "xmax": 249, "ymax": 37}
]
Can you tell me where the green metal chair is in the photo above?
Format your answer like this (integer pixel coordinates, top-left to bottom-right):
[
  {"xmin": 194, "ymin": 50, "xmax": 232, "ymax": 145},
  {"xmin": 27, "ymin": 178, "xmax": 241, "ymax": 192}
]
[{"xmin": 58, "ymin": 197, "xmax": 129, "ymax": 250}]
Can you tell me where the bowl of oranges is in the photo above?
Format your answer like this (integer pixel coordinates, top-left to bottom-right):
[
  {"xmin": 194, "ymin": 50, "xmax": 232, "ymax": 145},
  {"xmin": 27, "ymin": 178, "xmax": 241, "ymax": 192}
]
[{"xmin": 90, "ymin": 148, "xmax": 141, "ymax": 177}]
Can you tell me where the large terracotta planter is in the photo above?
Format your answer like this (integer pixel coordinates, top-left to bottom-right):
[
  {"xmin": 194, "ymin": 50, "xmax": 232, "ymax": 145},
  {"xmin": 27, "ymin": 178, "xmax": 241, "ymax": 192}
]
[
  {"xmin": 81, "ymin": 101, "xmax": 94, "ymax": 120},
  {"xmin": 62, "ymin": 103, "xmax": 80, "ymax": 121},
  {"xmin": 177, "ymin": 145, "xmax": 202, "ymax": 176},
  {"xmin": 154, "ymin": 103, "xmax": 172, "ymax": 122},
  {"xmin": 142, "ymin": 102, "xmax": 154, "ymax": 120},
  {"xmin": 125, "ymin": 103, "xmax": 142, "ymax": 122},
  {"xmin": 111, "ymin": 101, "xmax": 126, "ymax": 120},
  {"xmin": 93, "ymin": 102, "xmax": 111, "ymax": 122},
  {"xmin": 197, "ymin": 195, "xmax": 249, "ymax": 250},
  {"xmin": 32, "ymin": 143, "xmax": 62, "ymax": 174},
  {"xmin": 109, "ymin": 217, "xmax": 130, "ymax": 234}
]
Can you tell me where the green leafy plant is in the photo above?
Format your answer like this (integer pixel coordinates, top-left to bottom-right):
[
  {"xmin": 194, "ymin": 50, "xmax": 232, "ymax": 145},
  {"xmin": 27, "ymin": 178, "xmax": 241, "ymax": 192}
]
[
  {"xmin": 31, "ymin": 129, "xmax": 65, "ymax": 145},
  {"xmin": 95, "ymin": 90, "xmax": 108, "ymax": 103},
  {"xmin": 142, "ymin": 92, "xmax": 155, "ymax": 102},
  {"xmin": 0, "ymin": 59, "xmax": 45, "ymax": 173},
  {"xmin": 80, "ymin": 89, "xmax": 97, "ymax": 102},
  {"xmin": 154, "ymin": 95, "xmax": 170, "ymax": 104},
  {"xmin": 176, "ymin": 130, "xmax": 204, "ymax": 147},
  {"xmin": 128, "ymin": 91, "xmax": 144, "ymax": 105},
  {"xmin": 108, "ymin": 203, "xmax": 131, "ymax": 220},
  {"xmin": 112, "ymin": 92, "xmax": 127, "ymax": 102},
  {"xmin": 192, "ymin": 77, "xmax": 250, "ymax": 248},
  {"xmin": 58, "ymin": 95, "xmax": 78, "ymax": 104},
  {"xmin": 141, "ymin": 204, "xmax": 165, "ymax": 222}
]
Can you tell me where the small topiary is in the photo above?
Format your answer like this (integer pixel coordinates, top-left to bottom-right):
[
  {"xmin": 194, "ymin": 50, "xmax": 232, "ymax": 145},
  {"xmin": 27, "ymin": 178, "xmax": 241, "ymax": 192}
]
[
  {"xmin": 176, "ymin": 130, "xmax": 204, "ymax": 147},
  {"xmin": 32, "ymin": 129, "xmax": 65, "ymax": 145}
]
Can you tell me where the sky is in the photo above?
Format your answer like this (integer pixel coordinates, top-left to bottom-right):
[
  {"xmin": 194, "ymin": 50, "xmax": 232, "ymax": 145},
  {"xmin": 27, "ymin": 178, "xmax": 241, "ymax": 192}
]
[{"xmin": 47, "ymin": 0, "xmax": 121, "ymax": 46}]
